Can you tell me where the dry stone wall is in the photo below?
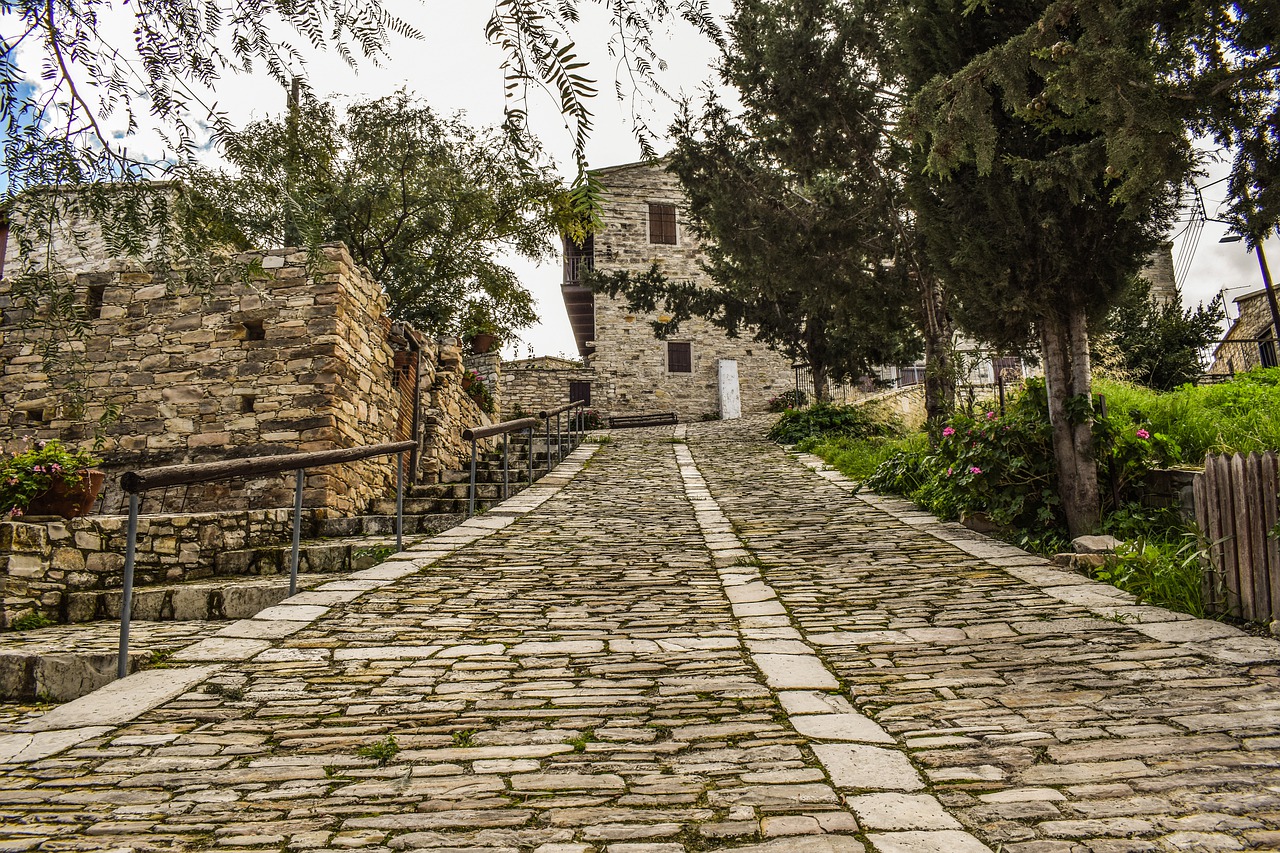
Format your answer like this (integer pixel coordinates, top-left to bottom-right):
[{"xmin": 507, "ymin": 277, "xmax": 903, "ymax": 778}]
[
  {"xmin": 584, "ymin": 162, "xmax": 795, "ymax": 421},
  {"xmin": 0, "ymin": 239, "xmax": 406, "ymax": 514}
]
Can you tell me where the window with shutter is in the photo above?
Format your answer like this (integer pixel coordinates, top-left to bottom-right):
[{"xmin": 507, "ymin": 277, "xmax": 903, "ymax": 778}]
[
  {"xmin": 668, "ymin": 341, "xmax": 692, "ymax": 373},
  {"xmin": 648, "ymin": 203, "xmax": 677, "ymax": 245}
]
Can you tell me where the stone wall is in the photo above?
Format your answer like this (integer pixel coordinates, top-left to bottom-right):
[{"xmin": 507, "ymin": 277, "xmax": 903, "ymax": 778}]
[
  {"xmin": 583, "ymin": 162, "xmax": 796, "ymax": 421},
  {"xmin": 0, "ymin": 239, "xmax": 407, "ymax": 514},
  {"xmin": 0, "ymin": 510, "xmax": 300, "ymax": 627},
  {"xmin": 501, "ymin": 363, "xmax": 596, "ymax": 417}
]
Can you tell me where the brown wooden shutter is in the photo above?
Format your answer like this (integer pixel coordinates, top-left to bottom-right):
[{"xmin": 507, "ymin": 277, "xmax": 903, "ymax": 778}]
[
  {"xmin": 668, "ymin": 341, "xmax": 692, "ymax": 373},
  {"xmin": 649, "ymin": 203, "xmax": 677, "ymax": 245}
]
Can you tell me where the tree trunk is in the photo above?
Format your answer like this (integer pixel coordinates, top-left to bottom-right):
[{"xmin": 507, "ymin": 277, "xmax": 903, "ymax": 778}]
[
  {"xmin": 918, "ymin": 271, "xmax": 955, "ymax": 423},
  {"xmin": 1040, "ymin": 305, "xmax": 1100, "ymax": 538},
  {"xmin": 811, "ymin": 360, "xmax": 830, "ymax": 403}
]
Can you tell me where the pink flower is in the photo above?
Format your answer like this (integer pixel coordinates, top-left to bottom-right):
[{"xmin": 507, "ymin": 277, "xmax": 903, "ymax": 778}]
[
  {"xmin": 49, "ymin": 463, "xmax": 62, "ymax": 473},
  {"xmin": 969, "ymin": 466, "xmax": 982, "ymax": 475},
  {"xmin": 1136, "ymin": 429, "xmax": 1150, "ymax": 440},
  {"xmin": 942, "ymin": 427, "xmax": 955, "ymax": 437},
  {"xmin": 8, "ymin": 507, "xmax": 22, "ymax": 518},
  {"xmin": 986, "ymin": 411, "xmax": 996, "ymax": 420},
  {"xmin": 947, "ymin": 467, "xmax": 953, "ymax": 476}
]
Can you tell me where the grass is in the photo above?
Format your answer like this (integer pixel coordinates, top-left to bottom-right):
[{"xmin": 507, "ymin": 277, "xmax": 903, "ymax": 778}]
[
  {"xmin": 1095, "ymin": 368, "xmax": 1280, "ymax": 461},
  {"xmin": 796, "ymin": 432, "xmax": 930, "ymax": 481},
  {"xmin": 566, "ymin": 729, "xmax": 597, "ymax": 753},
  {"xmin": 1090, "ymin": 535, "xmax": 1208, "ymax": 618},
  {"xmin": 451, "ymin": 729, "xmax": 478, "ymax": 747}
]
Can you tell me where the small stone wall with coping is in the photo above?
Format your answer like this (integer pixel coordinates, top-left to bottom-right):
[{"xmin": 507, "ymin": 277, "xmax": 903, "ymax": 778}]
[{"xmin": 501, "ymin": 362, "xmax": 597, "ymax": 418}]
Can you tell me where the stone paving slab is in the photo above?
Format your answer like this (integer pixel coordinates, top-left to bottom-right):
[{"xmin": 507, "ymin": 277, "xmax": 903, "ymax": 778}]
[{"xmin": 1, "ymin": 420, "xmax": 1277, "ymax": 852}]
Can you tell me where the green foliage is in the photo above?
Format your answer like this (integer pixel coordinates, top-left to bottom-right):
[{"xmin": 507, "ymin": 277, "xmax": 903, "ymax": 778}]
[
  {"xmin": 358, "ymin": 734, "xmax": 400, "ymax": 766},
  {"xmin": 193, "ymin": 90, "xmax": 561, "ymax": 339},
  {"xmin": 1094, "ymin": 370, "xmax": 1280, "ymax": 460},
  {"xmin": 864, "ymin": 379, "xmax": 1186, "ymax": 552},
  {"xmin": 768, "ymin": 403, "xmax": 903, "ymax": 445},
  {"xmin": 797, "ymin": 433, "xmax": 930, "ymax": 482},
  {"xmin": 353, "ymin": 545, "xmax": 395, "ymax": 565},
  {"xmin": 1094, "ymin": 278, "xmax": 1226, "ymax": 391},
  {"xmin": 580, "ymin": 409, "xmax": 603, "ymax": 431},
  {"xmin": 1091, "ymin": 536, "xmax": 1207, "ymax": 618},
  {"xmin": 463, "ymin": 371, "xmax": 497, "ymax": 415},
  {"xmin": 451, "ymin": 729, "xmax": 478, "ymax": 747},
  {"xmin": 10, "ymin": 612, "xmax": 55, "ymax": 632},
  {"xmin": 0, "ymin": 440, "xmax": 102, "ymax": 518},
  {"xmin": 566, "ymin": 729, "xmax": 597, "ymax": 753}
]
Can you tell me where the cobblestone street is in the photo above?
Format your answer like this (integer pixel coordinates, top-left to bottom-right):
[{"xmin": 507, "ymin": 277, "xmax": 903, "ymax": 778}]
[{"xmin": 2, "ymin": 419, "xmax": 1279, "ymax": 852}]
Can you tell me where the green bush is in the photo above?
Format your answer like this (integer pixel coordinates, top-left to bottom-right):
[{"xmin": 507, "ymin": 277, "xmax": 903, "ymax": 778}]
[
  {"xmin": 865, "ymin": 378, "xmax": 1183, "ymax": 554},
  {"xmin": 768, "ymin": 402, "xmax": 902, "ymax": 444},
  {"xmin": 767, "ymin": 389, "xmax": 808, "ymax": 412},
  {"xmin": 1091, "ymin": 536, "xmax": 1206, "ymax": 618}
]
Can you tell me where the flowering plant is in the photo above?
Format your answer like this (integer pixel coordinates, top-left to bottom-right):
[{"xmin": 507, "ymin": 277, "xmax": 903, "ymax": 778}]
[
  {"xmin": 580, "ymin": 408, "xmax": 603, "ymax": 430},
  {"xmin": 0, "ymin": 440, "xmax": 102, "ymax": 518}
]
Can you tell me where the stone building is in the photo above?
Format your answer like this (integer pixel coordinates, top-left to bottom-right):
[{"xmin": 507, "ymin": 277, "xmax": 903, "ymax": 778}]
[
  {"xmin": 512, "ymin": 160, "xmax": 796, "ymax": 421},
  {"xmin": 1208, "ymin": 288, "xmax": 1280, "ymax": 376},
  {"xmin": 0, "ymin": 191, "xmax": 497, "ymax": 515}
]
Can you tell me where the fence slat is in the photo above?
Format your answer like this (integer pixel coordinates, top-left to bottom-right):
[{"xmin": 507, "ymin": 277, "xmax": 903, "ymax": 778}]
[
  {"xmin": 1211, "ymin": 455, "xmax": 1241, "ymax": 618},
  {"xmin": 1244, "ymin": 453, "xmax": 1270, "ymax": 621},
  {"xmin": 1194, "ymin": 471, "xmax": 1216, "ymax": 613},
  {"xmin": 1264, "ymin": 451, "xmax": 1280, "ymax": 624},
  {"xmin": 1230, "ymin": 453, "xmax": 1259, "ymax": 620}
]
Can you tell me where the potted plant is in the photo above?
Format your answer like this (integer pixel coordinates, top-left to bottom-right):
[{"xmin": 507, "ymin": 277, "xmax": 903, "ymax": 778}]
[
  {"xmin": 0, "ymin": 440, "xmax": 105, "ymax": 519},
  {"xmin": 460, "ymin": 303, "xmax": 501, "ymax": 355}
]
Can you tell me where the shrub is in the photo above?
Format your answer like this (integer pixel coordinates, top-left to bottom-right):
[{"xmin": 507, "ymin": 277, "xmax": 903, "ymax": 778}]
[
  {"xmin": 580, "ymin": 408, "xmax": 603, "ymax": 430},
  {"xmin": 796, "ymin": 433, "xmax": 930, "ymax": 481},
  {"xmin": 865, "ymin": 378, "xmax": 1182, "ymax": 554},
  {"xmin": 1091, "ymin": 536, "xmax": 1206, "ymax": 617},
  {"xmin": 768, "ymin": 402, "xmax": 902, "ymax": 444}
]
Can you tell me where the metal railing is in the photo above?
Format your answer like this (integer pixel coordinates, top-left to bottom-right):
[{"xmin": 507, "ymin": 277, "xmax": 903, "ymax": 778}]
[
  {"xmin": 116, "ymin": 440, "xmax": 415, "ymax": 677},
  {"xmin": 459, "ymin": 401, "xmax": 588, "ymax": 518},
  {"xmin": 461, "ymin": 417, "xmax": 540, "ymax": 518},
  {"xmin": 540, "ymin": 401, "xmax": 586, "ymax": 468}
]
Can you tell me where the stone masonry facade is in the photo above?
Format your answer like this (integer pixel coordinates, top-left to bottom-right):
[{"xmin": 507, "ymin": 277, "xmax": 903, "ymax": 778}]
[
  {"xmin": 1208, "ymin": 289, "xmax": 1278, "ymax": 376},
  {"xmin": 559, "ymin": 161, "xmax": 796, "ymax": 421},
  {"xmin": 1, "ymin": 192, "xmax": 498, "ymax": 514}
]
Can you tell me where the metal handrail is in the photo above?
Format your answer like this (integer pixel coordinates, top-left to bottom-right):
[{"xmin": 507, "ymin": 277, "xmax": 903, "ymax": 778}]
[
  {"xmin": 115, "ymin": 439, "xmax": 415, "ymax": 678},
  {"xmin": 461, "ymin": 417, "xmax": 541, "ymax": 517},
  {"xmin": 540, "ymin": 401, "xmax": 586, "ymax": 468}
]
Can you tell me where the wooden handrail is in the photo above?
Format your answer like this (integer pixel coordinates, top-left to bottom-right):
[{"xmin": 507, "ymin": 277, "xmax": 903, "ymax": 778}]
[
  {"xmin": 462, "ymin": 417, "xmax": 540, "ymax": 442},
  {"xmin": 120, "ymin": 440, "xmax": 417, "ymax": 494},
  {"xmin": 539, "ymin": 401, "xmax": 585, "ymax": 419}
]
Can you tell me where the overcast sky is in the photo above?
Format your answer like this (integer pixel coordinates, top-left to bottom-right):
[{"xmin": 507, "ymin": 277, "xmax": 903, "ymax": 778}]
[{"xmin": 13, "ymin": 1, "xmax": 1275, "ymax": 357}]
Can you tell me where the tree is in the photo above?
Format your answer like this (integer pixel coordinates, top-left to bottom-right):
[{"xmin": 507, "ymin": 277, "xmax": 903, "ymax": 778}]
[
  {"xmin": 899, "ymin": 0, "xmax": 1173, "ymax": 537},
  {"xmin": 1094, "ymin": 280, "xmax": 1224, "ymax": 391},
  {"xmin": 192, "ymin": 91, "xmax": 565, "ymax": 339},
  {"xmin": 592, "ymin": 0, "xmax": 922, "ymax": 399}
]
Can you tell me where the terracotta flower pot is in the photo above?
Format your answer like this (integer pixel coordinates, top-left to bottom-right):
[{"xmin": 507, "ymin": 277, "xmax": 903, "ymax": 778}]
[
  {"xmin": 468, "ymin": 332, "xmax": 498, "ymax": 355},
  {"xmin": 25, "ymin": 470, "xmax": 106, "ymax": 518}
]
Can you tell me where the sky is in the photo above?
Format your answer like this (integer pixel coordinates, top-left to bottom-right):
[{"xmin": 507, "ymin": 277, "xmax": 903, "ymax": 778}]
[{"xmin": 8, "ymin": 1, "xmax": 1275, "ymax": 357}]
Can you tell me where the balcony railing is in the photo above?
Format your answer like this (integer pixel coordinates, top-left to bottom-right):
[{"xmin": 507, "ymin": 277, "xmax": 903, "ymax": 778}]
[{"xmin": 564, "ymin": 253, "xmax": 594, "ymax": 285}]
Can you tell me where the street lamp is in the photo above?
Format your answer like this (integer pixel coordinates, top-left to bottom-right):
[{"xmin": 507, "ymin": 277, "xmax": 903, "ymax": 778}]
[{"xmin": 1217, "ymin": 230, "xmax": 1280, "ymax": 361}]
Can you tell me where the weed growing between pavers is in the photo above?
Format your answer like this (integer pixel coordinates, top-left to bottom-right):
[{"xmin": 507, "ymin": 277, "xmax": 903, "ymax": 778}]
[
  {"xmin": 9, "ymin": 612, "xmax": 55, "ymax": 631},
  {"xmin": 203, "ymin": 682, "xmax": 244, "ymax": 701},
  {"xmin": 353, "ymin": 545, "xmax": 395, "ymax": 564},
  {"xmin": 451, "ymin": 728, "xmax": 478, "ymax": 747},
  {"xmin": 566, "ymin": 728, "xmax": 597, "ymax": 752},
  {"xmin": 357, "ymin": 733, "xmax": 399, "ymax": 765}
]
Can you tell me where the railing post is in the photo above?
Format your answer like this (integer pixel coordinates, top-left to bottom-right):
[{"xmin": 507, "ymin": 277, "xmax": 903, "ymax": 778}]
[
  {"xmin": 502, "ymin": 432, "xmax": 510, "ymax": 500},
  {"xmin": 117, "ymin": 492, "xmax": 140, "ymax": 679},
  {"xmin": 395, "ymin": 451, "xmax": 404, "ymax": 552},
  {"xmin": 290, "ymin": 468, "xmax": 304, "ymax": 597},
  {"xmin": 527, "ymin": 427, "xmax": 534, "ymax": 484},
  {"xmin": 468, "ymin": 438, "xmax": 478, "ymax": 517},
  {"xmin": 545, "ymin": 417, "xmax": 552, "ymax": 474},
  {"xmin": 557, "ymin": 413, "xmax": 563, "ymax": 463}
]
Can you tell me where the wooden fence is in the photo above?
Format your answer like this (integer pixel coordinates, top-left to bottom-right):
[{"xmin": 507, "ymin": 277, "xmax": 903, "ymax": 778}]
[{"xmin": 1194, "ymin": 452, "xmax": 1280, "ymax": 622}]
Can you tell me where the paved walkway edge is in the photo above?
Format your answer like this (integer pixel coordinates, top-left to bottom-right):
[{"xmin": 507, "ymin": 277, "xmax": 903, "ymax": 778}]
[
  {"xmin": 0, "ymin": 442, "xmax": 602, "ymax": 767},
  {"xmin": 788, "ymin": 449, "xmax": 1280, "ymax": 665}
]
